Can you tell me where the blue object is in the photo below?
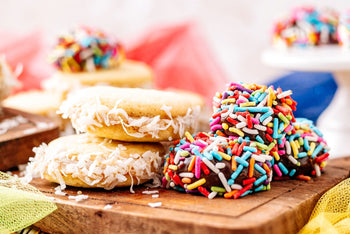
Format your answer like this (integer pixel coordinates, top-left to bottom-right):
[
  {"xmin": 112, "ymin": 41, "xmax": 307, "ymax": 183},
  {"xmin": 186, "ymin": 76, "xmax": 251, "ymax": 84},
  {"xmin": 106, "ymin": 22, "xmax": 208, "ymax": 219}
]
[{"xmin": 268, "ymin": 72, "xmax": 337, "ymax": 124}]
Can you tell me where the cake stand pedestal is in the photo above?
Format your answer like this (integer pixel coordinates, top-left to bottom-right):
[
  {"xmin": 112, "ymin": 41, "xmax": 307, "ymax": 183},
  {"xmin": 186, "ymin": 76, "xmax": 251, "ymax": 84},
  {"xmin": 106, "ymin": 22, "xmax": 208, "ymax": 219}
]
[{"xmin": 262, "ymin": 46, "xmax": 350, "ymax": 158}]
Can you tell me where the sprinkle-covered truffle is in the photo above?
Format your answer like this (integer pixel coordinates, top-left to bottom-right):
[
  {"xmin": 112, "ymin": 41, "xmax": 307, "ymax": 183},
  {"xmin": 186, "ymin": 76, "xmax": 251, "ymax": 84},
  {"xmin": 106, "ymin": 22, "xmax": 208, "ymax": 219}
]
[
  {"xmin": 211, "ymin": 83, "xmax": 297, "ymax": 147},
  {"xmin": 273, "ymin": 6, "xmax": 339, "ymax": 48},
  {"xmin": 50, "ymin": 26, "xmax": 124, "ymax": 72},
  {"xmin": 162, "ymin": 132, "xmax": 273, "ymax": 199}
]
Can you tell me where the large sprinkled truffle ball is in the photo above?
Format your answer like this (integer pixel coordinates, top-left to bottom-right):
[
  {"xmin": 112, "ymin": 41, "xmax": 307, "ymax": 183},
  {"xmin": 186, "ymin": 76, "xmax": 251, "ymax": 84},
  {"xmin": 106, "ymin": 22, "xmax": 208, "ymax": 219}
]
[
  {"xmin": 162, "ymin": 132, "xmax": 273, "ymax": 199},
  {"xmin": 211, "ymin": 83, "xmax": 297, "ymax": 148}
]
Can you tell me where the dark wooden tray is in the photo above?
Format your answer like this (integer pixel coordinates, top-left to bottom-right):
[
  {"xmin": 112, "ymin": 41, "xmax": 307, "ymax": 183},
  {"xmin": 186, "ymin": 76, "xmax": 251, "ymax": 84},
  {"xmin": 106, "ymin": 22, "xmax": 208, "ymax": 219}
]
[{"xmin": 0, "ymin": 107, "xmax": 59, "ymax": 171}]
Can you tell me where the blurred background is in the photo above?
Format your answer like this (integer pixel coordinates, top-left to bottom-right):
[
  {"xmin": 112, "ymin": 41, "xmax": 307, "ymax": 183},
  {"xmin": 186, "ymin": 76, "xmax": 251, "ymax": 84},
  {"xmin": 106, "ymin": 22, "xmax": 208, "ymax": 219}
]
[
  {"xmin": 0, "ymin": 0, "xmax": 347, "ymax": 123},
  {"xmin": 0, "ymin": 0, "xmax": 347, "ymax": 83}
]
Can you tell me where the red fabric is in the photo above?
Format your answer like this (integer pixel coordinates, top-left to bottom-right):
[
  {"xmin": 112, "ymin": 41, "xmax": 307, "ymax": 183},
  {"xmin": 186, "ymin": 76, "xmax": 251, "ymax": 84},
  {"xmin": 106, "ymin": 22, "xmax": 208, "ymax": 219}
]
[
  {"xmin": 1, "ymin": 23, "xmax": 228, "ymax": 104},
  {"xmin": 0, "ymin": 31, "xmax": 54, "ymax": 92},
  {"xmin": 126, "ymin": 23, "xmax": 228, "ymax": 105}
]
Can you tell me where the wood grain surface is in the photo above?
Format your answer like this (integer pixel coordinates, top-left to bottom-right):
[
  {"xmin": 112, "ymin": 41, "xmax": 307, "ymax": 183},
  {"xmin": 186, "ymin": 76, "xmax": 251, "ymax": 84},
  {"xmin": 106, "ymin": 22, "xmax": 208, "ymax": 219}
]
[
  {"xmin": 0, "ymin": 107, "xmax": 59, "ymax": 171},
  {"xmin": 31, "ymin": 157, "xmax": 350, "ymax": 234}
]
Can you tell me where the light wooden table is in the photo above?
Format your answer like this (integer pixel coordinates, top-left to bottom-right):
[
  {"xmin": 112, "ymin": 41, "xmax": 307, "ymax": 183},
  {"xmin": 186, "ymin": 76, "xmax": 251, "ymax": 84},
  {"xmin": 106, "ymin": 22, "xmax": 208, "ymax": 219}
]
[{"xmin": 32, "ymin": 157, "xmax": 350, "ymax": 234}]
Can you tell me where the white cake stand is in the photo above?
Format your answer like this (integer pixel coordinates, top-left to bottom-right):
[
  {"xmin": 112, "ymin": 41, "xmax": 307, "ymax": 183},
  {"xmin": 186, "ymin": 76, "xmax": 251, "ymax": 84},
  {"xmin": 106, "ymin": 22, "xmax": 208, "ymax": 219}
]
[{"xmin": 262, "ymin": 46, "xmax": 350, "ymax": 158}]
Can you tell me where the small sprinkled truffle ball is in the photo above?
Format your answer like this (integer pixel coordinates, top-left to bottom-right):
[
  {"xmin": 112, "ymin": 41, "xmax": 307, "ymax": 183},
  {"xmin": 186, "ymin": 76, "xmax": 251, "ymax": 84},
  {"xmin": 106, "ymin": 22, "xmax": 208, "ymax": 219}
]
[{"xmin": 273, "ymin": 118, "xmax": 330, "ymax": 181}]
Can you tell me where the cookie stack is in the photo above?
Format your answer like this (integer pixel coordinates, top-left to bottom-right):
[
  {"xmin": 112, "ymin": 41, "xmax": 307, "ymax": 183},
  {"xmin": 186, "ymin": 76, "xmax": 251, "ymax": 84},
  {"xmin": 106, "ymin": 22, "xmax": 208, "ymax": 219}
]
[
  {"xmin": 163, "ymin": 82, "xmax": 330, "ymax": 199},
  {"xmin": 3, "ymin": 26, "xmax": 153, "ymax": 132},
  {"xmin": 27, "ymin": 86, "xmax": 204, "ymax": 191}
]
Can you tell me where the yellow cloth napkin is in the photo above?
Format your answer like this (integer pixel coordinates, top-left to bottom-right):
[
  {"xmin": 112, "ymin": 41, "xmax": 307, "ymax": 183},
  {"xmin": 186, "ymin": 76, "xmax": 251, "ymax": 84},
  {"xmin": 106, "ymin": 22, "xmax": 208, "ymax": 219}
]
[
  {"xmin": 0, "ymin": 172, "xmax": 56, "ymax": 234},
  {"xmin": 299, "ymin": 178, "xmax": 350, "ymax": 234}
]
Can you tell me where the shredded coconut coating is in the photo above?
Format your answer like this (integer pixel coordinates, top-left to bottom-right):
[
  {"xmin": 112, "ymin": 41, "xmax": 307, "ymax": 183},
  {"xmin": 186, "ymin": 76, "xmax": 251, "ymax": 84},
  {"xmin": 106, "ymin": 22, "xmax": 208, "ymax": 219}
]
[
  {"xmin": 148, "ymin": 202, "xmax": 162, "ymax": 208},
  {"xmin": 26, "ymin": 141, "xmax": 162, "ymax": 191},
  {"xmin": 58, "ymin": 95, "xmax": 201, "ymax": 139},
  {"xmin": 104, "ymin": 204, "xmax": 113, "ymax": 209},
  {"xmin": 0, "ymin": 115, "xmax": 28, "ymax": 135},
  {"xmin": 68, "ymin": 194, "xmax": 89, "ymax": 202}
]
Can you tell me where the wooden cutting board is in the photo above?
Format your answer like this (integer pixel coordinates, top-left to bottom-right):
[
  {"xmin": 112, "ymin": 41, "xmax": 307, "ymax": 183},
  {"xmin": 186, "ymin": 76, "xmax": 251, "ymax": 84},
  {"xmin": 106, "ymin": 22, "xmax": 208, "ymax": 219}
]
[
  {"xmin": 0, "ymin": 107, "xmax": 59, "ymax": 171},
  {"xmin": 31, "ymin": 157, "xmax": 350, "ymax": 234}
]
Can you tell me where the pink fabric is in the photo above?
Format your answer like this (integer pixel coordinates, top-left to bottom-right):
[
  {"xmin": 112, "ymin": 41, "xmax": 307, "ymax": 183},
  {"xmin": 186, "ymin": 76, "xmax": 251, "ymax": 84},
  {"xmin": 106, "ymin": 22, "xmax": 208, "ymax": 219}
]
[{"xmin": 1, "ymin": 23, "xmax": 228, "ymax": 104}]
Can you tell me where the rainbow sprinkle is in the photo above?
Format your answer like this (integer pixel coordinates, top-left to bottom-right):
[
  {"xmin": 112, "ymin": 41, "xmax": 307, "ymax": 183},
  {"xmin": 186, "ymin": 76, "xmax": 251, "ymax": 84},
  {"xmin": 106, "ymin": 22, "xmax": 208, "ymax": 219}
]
[{"xmin": 49, "ymin": 26, "xmax": 124, "ymax": 72}]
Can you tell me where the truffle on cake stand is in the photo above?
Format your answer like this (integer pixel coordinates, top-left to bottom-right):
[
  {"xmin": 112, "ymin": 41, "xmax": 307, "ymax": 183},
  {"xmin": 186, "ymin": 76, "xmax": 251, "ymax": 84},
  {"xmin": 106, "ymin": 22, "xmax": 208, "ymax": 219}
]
[{"xmin": 261, "ymin": 45, "xmax": 350, "ymax": 157}]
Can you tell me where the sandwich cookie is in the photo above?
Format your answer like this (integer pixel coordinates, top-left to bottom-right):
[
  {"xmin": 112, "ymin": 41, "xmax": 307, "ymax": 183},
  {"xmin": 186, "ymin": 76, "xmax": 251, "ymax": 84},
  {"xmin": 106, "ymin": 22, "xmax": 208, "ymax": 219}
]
[
  {"xmin": 3, "ymin": 90, "xmax": 68, "ymax": 131},
  {"xmin": 59, "ymin": 86, "xmax": 204, "ymax": 142},
  {"xmin": 27, "ymin": 134, "xmax": 164, "ymax": 190},
  {"xmin": 48, "ymin": 60, "xmax": 153, "ymax": 89}
]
